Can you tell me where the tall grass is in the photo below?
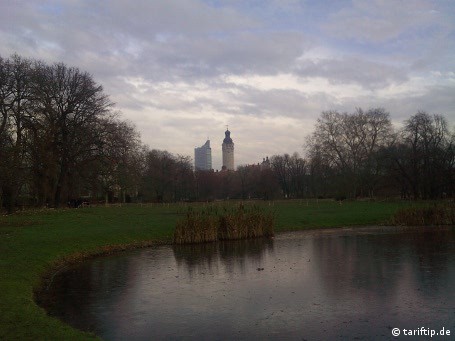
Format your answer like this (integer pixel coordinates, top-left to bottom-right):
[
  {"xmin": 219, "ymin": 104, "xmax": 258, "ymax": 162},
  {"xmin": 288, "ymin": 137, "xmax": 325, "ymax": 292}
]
[
  {"xmin": 173, "ymin": 208, "xmax": 218, "ymax": 244},
  {"xmin": 390, "ymin": 203, "xmax": 455, "ymax": 226},
  {"xmin": 173, "ymin": 204, "xmax": 275, "ymax": 244}
]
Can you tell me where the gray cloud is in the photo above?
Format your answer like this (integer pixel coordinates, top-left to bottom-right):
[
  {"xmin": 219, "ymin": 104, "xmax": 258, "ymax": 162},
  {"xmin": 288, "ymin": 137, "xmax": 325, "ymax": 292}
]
[
  {"xmin": 221, "ymin": 87, "xmax": 338, "ymax": 119},
  {"xmin": 134, "ymin": 30, "xmax": 307, "ymax": 81},
  {"xmin": 1, "ymin": 0, "xmax": 307, "ymax": 82},
  {"xmin": 323, "ymin": 0, "xmax": 447, "ymax": 43},
  {"xmin": 294, "ymin": 57, "xmax": 409, "ymax": 89},
  {"xmin": 325, "ymin": 84, "xmax": 455, "ymax": 124},
  {"xmin": 1, "ymin": 0, "xmax": 454, "ymax": 168}
]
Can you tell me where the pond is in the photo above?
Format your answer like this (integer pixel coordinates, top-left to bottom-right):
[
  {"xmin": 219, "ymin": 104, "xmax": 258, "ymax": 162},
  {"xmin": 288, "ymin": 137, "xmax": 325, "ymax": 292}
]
[{"xmin": 40, "ymin": 226, "xmax": 455, "ymax": 340}]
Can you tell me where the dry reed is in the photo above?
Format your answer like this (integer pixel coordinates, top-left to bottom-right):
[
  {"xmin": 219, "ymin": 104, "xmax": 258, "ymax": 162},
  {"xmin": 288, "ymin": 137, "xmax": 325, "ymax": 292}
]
[
  {"xmin": 173, "ymin": 204, "xmax": 275, "ymax": 244},
  {"xmin": 391, "ymin": 203, "xmax": 455, "ymax": 226}
]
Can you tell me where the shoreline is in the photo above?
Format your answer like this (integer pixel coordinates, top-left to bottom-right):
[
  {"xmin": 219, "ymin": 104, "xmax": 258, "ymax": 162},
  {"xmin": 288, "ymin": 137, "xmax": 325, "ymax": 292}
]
[
  {"xmin": 34, "ymin": 224, "xmax": 454, "ymax": 311},
  {"xmin": 33, "ymin": 224, "xmax": 454, "ymax": 339},
  {"xmin": 0, "ymin": 201, "xmax": 450, "ymax": 340}
]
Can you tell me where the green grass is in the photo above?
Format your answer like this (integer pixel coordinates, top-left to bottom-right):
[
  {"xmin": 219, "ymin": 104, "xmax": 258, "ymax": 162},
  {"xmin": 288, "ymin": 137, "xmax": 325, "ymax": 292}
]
[
  {"xmin": 0, "ymin": 200, "xmax": 430, "ymax": 339},
  {"xmin": 273, "ymin": 199, "xmax": 418, "ymax": 231}
]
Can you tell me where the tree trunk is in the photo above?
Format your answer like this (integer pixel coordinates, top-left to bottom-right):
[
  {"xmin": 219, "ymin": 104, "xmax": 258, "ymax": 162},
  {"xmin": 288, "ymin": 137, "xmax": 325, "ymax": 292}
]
[
  {"xmin": 2, "ymin": 185, "xmax": 15, "ymax": 214},
  {"xmin": 54, "ymin": 156, "xmax": 69, "ymax": 207}
]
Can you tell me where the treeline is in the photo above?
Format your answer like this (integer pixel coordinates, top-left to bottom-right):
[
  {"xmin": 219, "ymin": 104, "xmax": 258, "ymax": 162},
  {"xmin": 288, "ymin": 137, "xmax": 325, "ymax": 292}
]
[
  {"xmin": 1, "ymin": 54, "xmax": 454, "ymax": 213},
  {"xmin": 305, "ymin": 108, "xmax": 454, "ymax": 200},
  {"xmin": 0, "ymin": 54, "xmax": 200, "ymax": 212},
  {"xmin": 0, "ymin": 54, "xmax": 144, "ymax": 212},
  {"xmin": 193, "ymin": 110, "xmax": 454, "ymax": 202},
  {"xmin": 117, "ymin": 107, "xmax": 455, "ymax": 203}
]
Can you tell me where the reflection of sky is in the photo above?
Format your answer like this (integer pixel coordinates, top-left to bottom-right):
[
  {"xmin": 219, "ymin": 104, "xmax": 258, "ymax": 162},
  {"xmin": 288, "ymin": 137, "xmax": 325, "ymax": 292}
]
[{"xmin": 48, "ymin": 227, "xmax": 455, "ymax": 340}]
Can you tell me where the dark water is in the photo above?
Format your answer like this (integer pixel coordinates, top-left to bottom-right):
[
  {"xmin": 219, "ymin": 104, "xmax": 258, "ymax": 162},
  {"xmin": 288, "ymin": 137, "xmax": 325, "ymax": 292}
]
[{"xmin": 40, "ymin": 227, "xmax": 455, "ymax": 340}]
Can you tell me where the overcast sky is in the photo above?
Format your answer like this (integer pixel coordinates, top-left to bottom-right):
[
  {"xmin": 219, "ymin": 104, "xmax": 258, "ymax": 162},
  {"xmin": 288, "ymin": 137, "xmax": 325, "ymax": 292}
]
[{"xmin": 1, "ymin": 0, "xmax": 454, "ymax": 169}]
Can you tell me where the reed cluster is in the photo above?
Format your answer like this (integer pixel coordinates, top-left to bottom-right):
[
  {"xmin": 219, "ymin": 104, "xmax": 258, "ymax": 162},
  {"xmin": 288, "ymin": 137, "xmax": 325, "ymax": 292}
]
[
  {"xmin": 391, "ymin": 203, "xmax": 455, "ymax": 226},
  {"xmin": 173, "ymin": 204, "xmax": 275, "ymax": 244}
]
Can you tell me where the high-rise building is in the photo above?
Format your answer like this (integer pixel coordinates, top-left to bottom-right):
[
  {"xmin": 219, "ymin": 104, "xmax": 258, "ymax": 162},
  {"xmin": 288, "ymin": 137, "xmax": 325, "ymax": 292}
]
[
  {"xmin": 194, "ymin": 140, "xmax": 212, "ymax": 170},
  {"xmin": 222, "ymin": 129, "xmax": 234, "ymax": 171}
]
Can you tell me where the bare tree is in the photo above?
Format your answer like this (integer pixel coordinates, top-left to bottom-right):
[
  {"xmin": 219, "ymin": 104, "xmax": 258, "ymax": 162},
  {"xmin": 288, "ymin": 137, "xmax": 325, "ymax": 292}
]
[
  {"xmin": 0, "ymin": 56, "xmax": 10, "ymax": 138},
  {"xmin": 0, "ymin": 54, "xmax": 152, "ymax": 209},
  {"xmin": 307, "ymin": 108, "xmax": 393, "ymax": 198},
  {"xmin": 0, "ymin": 55, "xmax": 34, "ymax": 212},
  {"xmin": 270, "ymin": 154, "xmax": 291, "ymax": 198},
  {"xmin": 194, "ymin": 169, "xmax": 218, "ymax": 201},
  {"xmin": 141, "ymin": 149, "xmax": 194, "ymax": 202},
  {"xmin": 32, "ymin": 62, "xmax": 112, "ymax": 206},
  {"xmin": 392, "ymin": 111, "xmax": 453, "ymax": 199},
  {"xmin": 237, "ymin": 165, "xmax": 253, "ymax": 199},
  {"xmin": 288, "ymin": 153, "xmax": 307, "ymax": 198},
  {"xmin": 94, "ymin": 118, "xmax": 143, "ymax": 203}
]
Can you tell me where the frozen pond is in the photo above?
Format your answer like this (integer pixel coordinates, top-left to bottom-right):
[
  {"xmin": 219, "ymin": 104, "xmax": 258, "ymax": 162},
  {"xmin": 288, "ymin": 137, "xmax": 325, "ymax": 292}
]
[{"xmin": 40, "ymin": 226, "xmax": 455, "ymax": 340}]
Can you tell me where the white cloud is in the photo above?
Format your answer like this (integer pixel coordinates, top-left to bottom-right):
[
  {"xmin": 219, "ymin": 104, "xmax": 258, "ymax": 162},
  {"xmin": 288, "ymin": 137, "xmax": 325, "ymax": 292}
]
[
  {"xmin": 294, "ymin": 57, "xmax": 408, "ymax": 89},
  {"xmin": 323, "ymin": 0, "xmax": 442, "ymax": 43},
  {"xmin": 0, "ymin": 0, "xmax": 454, "ymax": 167}
]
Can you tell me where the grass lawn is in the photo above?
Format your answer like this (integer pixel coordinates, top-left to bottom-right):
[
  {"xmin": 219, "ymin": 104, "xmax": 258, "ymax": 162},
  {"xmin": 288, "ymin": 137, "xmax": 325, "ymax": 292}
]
[{"xmin": 0, "ymin": 199, "xmax": 422, "ymax": 340}]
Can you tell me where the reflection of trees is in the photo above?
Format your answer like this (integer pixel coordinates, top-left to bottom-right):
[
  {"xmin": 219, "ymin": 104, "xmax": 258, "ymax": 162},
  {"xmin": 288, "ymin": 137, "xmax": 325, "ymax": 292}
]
[
  {"xmin": 172, "ymin": 238, "xmax": 274, "ymax": 278},
  {"xmin": 408, "ymin": 228, "xmax": 454, "ymax": 296},
  {"xmin": 42, "ymin": 238, "xmax": 276, "ymax": 329},
  {"xmin": 38, "ymin": 255, "xmax": 134, "ymax": 333},
  {"xmin": 310, "ymin": 228, "xmax": 454, "ymax": 299},
  {"xmin": 172, "ymin": 242, "xmax": 220, "ymax": 276},
  {"xmin": 310, "ymin": 233, "xmax": 395, "ymax": 298}
]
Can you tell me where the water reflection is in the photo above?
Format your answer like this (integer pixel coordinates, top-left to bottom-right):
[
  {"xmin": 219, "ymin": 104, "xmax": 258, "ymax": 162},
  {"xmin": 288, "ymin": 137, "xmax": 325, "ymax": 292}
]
[
  {"xmin": 311, "ymin": 228, "xmax": 454, "ymax": 297},
  {"xmin": 40, "ymin": 227, "xmax": 455, "ymax": 340},
  {"xmin": 172, "ymin": 238, "xmax": 274, "ymax": 278}
]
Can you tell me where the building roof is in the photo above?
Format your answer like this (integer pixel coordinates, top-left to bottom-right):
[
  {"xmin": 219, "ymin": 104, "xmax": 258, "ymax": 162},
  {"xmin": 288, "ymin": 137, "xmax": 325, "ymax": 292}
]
[{"xmin": 223, "ymin": 129, "xmax": 233, "ymax": 144}]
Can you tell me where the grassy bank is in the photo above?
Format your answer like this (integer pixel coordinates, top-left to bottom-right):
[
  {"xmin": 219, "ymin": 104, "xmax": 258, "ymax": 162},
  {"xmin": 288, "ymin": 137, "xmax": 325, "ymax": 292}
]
[{"xmin": 0, "ymin": 200, "xmax": 434, "ymax": 339}]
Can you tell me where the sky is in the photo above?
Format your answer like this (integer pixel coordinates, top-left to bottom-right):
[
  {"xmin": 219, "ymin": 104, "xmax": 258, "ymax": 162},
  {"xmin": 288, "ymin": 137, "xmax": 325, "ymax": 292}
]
[{"xmin": 1, "ymin": 0, "xmax": 454, "ymax": 169}]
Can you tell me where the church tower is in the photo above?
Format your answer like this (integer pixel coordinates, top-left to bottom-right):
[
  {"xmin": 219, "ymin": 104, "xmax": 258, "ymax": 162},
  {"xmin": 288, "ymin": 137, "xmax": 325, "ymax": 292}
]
[{"xmin": 222, "ymin": 128, "xmax": 234, "ymax": 171}]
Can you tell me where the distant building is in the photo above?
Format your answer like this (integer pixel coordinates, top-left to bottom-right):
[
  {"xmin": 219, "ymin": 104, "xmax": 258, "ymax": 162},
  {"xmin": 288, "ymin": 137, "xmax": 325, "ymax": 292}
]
[
  {"xmin": 222, "ymin": 128, "xmax": 234, "ymax": 171},
  {"xmin": 261, "ymin": 156, "xmax": 270, "ymax": 170},
  {"xmin": 194, "ymin": 140, "xmax": 212, "ymax": 171}
]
